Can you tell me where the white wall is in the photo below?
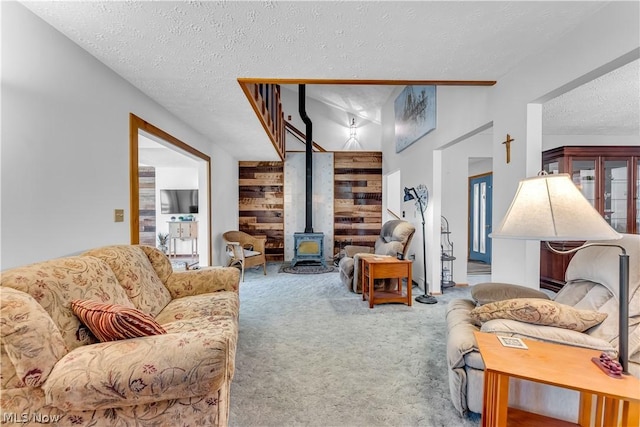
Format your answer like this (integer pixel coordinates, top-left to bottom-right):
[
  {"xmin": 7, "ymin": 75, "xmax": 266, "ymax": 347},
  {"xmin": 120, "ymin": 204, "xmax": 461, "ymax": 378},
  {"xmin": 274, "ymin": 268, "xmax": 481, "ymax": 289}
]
[
  {"xmin": 155, "ymin": 167, "xmax": 200, "ymax": 257},
  {"xmin": 489, "ymin": 1, "xmax": 639, "ymax": 287},
  {"xmin": 468, "ymin": 158, "xmax": 492, "ymax": 177},
  {"xmin": 381, "ymin": 2, "xmax": 639, "ymax": 294},
  {"xmin": 284, "ymin": 152, "xmax": 334, "ymax": 262},
  {"xmin": 383, "ymin": 169, "xmax": 402, "ymax": 223},
  {"xmin": 1, "ymin": 2, "xmax": 237, "ymax": 269},
  {"xmin": 280, "ymin": 87, "xmax": 383, "ymax": 152},
  {"xmin": 424, "ymin": 129, "xmax": 623, "ymax": 288},
  {"xmin": 382, "ymin": 86, "xmax": 491, "ymax": 293},
  {"xmin": 381, "ymin": 85, "xmax": 493, "ymax": 294},
  {"xmin": 442, "ymin": 133, "xmax": 493, "ymax": 284},
  {"xmin": 210, "ymin": 155, "xmax": 239, "ymax": 266},
  {"xmin": 155, "ymin": 168, "xmax": 199, "ymax": 226}
]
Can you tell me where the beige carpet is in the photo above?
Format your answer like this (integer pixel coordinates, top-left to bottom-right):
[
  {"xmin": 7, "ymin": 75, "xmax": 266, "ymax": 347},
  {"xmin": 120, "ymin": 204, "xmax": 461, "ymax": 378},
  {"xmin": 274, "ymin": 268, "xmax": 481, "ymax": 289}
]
[{"xmin": 229, "ymin": 262, "xmax": 481, "ymax": 427}]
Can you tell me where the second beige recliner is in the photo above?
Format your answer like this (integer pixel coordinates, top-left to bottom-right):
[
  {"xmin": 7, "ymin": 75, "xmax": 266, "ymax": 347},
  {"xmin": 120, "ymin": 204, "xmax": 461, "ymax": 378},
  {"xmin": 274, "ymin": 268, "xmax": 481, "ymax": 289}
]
[{"xmin": 338, "ymin": 219, "xmax": 416, "ymax": 293}]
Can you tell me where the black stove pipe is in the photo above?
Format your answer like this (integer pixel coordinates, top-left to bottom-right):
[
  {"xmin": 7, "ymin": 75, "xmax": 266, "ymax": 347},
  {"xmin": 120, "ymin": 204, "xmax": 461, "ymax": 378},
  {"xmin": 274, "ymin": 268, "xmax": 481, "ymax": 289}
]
[{"xmin": 298, "ymin": 84, "xmax": 313, "ymax": 233}]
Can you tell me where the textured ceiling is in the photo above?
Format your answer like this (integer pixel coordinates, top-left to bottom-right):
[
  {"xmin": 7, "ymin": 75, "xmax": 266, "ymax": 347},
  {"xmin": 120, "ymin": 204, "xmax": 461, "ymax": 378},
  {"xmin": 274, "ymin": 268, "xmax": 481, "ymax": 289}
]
[
  {"xmin": 543, "ymin": 59, "xmax": 639, "ymax": 135},
  {"xmin": 22, "ymin": 1, "xmax": 636, "ymax": 160}
]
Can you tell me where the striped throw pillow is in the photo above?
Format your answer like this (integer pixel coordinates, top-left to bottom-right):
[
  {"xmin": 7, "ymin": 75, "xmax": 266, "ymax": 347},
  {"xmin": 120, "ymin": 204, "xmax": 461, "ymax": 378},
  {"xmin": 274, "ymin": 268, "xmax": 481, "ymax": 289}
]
[{"xmin": 70, "ymin": 299, "xmax": 166, "ymax": 342}]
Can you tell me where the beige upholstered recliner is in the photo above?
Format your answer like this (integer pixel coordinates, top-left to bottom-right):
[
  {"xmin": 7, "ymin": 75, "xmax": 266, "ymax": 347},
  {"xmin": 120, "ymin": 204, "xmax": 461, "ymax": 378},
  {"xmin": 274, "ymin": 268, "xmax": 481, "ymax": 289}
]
[
  {"xmin": 223, "ymin": 230, "xmax": 267, "ymax": 281},
  {"xmin": 338, "ymin": 220, "xmax": 416, "ymax": 293},
  {"xmin": 445, "ymin": 234, "xmax": 640, "ymax": 422}
]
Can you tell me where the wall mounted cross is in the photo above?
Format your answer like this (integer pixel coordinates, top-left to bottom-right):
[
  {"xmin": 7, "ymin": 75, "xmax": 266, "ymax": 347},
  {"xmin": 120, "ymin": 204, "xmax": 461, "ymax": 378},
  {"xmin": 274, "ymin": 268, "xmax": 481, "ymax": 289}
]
[{"xmin": 502, "ymin": 134, "xmax": 515, "ymax": 163}]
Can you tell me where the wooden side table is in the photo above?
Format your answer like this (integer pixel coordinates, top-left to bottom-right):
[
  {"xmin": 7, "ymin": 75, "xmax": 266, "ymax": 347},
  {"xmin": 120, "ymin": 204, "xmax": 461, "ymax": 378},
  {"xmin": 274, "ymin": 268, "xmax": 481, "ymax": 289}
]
[
  {"xmin": 168, "ymin": 221, "xmax": 198, "ymax": 258},
  {"xmin": 360, "ymin": 256, "xmax": 412, "ymax": 308},
  {"xmin": 474, "ymin": 331, "xmax": 640, "ymax": 427}
]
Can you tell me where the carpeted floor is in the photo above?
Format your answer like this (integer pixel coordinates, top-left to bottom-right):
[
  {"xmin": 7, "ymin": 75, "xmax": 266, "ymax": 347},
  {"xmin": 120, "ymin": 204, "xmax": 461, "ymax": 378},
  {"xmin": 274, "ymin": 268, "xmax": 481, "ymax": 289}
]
[{"xmin": 229, "ymin": 263, "xmax": 481, "ymax": 427}]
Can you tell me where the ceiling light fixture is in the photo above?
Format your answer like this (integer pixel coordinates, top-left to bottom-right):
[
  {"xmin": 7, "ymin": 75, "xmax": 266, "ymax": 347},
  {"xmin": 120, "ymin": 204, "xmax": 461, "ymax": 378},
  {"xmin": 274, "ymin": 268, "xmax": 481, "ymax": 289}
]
[{"xmin": 344, "ymin": 117, "xmax": 361, "ymax": 150}]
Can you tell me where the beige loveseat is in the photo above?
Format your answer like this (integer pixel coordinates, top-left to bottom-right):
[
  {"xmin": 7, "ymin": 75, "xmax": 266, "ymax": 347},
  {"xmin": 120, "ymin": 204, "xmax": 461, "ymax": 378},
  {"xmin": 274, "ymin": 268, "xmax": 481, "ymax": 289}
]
[
  {"xmin": 338, "ymin": 220, "xmax": 415, "ymax": 293},
  {"xmin": 1, "ymin": 245, "xmax": 240, "ymax": 426},
  {"xmin": 446, "ymin": 234, "xmax": 640, "ymax": 422}
]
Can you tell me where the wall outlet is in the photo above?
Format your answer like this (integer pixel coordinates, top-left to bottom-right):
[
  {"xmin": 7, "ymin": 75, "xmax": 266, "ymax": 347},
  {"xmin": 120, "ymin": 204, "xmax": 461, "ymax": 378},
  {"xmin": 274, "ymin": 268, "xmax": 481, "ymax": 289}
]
[
  {"xmin": 114, "ymin": 209, "xmax": 124, "ymax": 222},
  {"xmin": 408, "ymin": 253, "xmax": 416, "ymax": 260}
]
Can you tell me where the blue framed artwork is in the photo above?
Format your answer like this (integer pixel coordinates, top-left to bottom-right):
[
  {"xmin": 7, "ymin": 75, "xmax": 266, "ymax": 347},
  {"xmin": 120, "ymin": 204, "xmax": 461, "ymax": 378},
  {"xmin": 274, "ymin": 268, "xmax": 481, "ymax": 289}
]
[{"xmin": 394, "ymin": 85, "xmax": 436, "ymax": 153}]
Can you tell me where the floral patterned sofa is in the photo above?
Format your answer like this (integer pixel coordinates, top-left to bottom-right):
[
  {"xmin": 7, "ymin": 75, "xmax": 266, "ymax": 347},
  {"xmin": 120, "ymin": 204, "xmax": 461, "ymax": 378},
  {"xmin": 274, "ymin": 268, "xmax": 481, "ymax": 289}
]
[{"xmin": 1, "ymin": 245, "xmax": 240, "ymax": 426}]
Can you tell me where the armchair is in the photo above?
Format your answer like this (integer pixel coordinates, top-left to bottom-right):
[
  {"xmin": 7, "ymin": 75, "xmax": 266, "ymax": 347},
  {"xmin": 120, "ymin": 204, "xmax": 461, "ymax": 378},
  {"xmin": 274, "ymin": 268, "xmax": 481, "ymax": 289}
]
[
  {"xmin": 223, "ymin": 230, "xmax": 267, "ymax": 281},
  {"xmin": 338, "ymin": 220, "xmax": 415, "ymax": 293},
  {"xmin": 445, "ymin": 233, "xmax": 639, "ymax": 421}
]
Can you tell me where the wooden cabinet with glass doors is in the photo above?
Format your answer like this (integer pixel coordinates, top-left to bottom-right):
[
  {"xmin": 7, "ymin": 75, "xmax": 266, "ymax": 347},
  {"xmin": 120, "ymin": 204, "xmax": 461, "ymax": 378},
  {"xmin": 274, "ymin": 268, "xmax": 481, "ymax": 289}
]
[{"xmin": 540, "ymin": 146, "xmax": 640, "ymax": 291}]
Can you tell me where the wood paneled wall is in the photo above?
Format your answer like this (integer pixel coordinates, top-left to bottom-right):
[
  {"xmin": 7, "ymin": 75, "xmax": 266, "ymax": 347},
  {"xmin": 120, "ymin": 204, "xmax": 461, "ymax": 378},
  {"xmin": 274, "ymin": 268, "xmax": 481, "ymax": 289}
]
[
  {"xmin": 238, "ymin": 153, "xmax": 382, "ymax": 262},
  {"xmin": 139, "ymin": 166, "xmax": 156, "ymax": 246},
  {"xmin": 239, "ymin": 161, "xmax": 284, "ymax": 261},
  {"xmin": 333, "ymin": 152, "xmax": 383, "ymax": 255}
]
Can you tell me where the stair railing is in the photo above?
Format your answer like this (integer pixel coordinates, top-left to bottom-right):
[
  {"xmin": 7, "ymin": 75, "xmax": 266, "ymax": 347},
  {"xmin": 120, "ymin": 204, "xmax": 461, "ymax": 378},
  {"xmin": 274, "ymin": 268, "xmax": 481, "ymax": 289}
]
[{"xmin": 238, "ymin": 82, "xmax": 286, "ymax": 160}]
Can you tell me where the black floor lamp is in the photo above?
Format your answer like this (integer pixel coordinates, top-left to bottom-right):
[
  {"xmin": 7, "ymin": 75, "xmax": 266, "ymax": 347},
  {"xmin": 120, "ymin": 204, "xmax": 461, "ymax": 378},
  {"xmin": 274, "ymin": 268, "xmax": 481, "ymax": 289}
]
[{"xmin": 404, "ymin": 186, "xmax": 437, "ymax": 305}]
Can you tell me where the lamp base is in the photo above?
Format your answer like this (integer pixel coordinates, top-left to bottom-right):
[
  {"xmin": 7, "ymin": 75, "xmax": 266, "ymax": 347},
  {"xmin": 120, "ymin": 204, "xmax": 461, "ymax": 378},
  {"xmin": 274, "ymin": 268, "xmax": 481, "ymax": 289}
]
[{"xmin": 415, "ymin": 294, "xmax": 437, "ymax": 304}]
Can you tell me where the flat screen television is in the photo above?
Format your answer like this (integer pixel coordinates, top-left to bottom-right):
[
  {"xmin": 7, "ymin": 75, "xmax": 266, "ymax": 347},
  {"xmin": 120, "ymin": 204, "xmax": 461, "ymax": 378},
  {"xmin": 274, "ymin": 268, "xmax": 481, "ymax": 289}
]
[{"xmin": 160, "ymin": 189, "xmax": 198, "ymax": 214}]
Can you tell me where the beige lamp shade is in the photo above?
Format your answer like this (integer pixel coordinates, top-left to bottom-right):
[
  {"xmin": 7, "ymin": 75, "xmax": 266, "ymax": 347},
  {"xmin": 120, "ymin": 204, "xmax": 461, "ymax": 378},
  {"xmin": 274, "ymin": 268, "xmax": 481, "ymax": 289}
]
[{"xmin": 491, "ymin": 173, "xmax": 622, "ymax": 241}]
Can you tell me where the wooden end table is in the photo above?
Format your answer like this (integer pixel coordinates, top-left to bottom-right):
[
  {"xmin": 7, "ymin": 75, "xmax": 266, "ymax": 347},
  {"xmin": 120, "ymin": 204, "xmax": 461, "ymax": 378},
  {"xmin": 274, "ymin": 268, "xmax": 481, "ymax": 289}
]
[
  {"xmin": 474, "ymin": 331, "xmax": 640, "ymax": 427},
  {"xmin": 360, "ymin": 255, "xmax": 412, "ymax": 308}
]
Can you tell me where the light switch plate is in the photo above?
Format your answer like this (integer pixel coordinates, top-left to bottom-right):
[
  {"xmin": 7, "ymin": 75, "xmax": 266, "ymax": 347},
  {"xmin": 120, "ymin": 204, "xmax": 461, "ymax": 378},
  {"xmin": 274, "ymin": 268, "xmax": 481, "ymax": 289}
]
[{"xmin": 114, "ymin": 209, "xmax": 124, "ymax": 222}]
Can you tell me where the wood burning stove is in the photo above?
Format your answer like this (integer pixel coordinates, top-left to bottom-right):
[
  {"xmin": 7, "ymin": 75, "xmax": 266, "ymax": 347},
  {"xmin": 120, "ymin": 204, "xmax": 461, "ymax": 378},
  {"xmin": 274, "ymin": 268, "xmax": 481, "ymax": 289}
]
[
  {"xmin": 291, "ymin": 232, "xmax": 325, "ymax": 267},
  {"xmin": 291, "ymin": 84, "xmax": 326, "ymax": 267}
]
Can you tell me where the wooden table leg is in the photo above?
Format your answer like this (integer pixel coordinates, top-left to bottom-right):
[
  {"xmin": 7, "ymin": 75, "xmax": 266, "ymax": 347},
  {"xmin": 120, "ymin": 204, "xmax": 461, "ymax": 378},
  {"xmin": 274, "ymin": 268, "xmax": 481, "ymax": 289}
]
[
  {"xmin": 622, "ymin": 399, "xmax": 640, "ymax": 427},
  {"xmin": 594, "ymin": 395, "xmax": 604, "ymax": 426},
  {"xmin": 578, "ymin": 392, "xmax": 593, "ymax": 427},
  {"xmin": 482, "ymin": 370, "xmax": 509, "ymax": 427},
  {"xmin": 603, "ymin": 396, "xmax": 618, "ymax": 427},
  {"xmin": 581, "ymin": 392, "xmax": 639, "ymax": 427},
  {"xmin": 369, "ymin": 264, "xmax": 375, "ymax": 308},
  {"xmin": 361, "ymin": 258, "xmax": 366, "ymax": 301},
  {"xmin": 407, "ymin": 263, "xmax": 412, "ymax": 306}
]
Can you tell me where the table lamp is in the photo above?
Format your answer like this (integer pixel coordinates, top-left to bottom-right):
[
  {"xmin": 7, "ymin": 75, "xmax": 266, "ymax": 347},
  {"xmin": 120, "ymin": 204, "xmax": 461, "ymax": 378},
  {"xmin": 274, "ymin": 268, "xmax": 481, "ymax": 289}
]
[{"xmin": 490, "ymin": 172, "xmax": 630, "ymax": 373}]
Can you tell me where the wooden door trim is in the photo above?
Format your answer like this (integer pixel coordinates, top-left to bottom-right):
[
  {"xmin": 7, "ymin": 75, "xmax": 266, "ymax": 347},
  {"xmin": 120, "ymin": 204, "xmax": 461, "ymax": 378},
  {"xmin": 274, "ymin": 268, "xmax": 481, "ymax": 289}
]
[
  {"xmin": 468, "ymin": 171, "xmax": 493, "ymax": 180},
  {"xmin": 129, "ymin": 113, "xmax": 212, "ymax": 266},
  {"xmin": 238, "ymin": 78, "xmax": 496, "ymax": 86}
]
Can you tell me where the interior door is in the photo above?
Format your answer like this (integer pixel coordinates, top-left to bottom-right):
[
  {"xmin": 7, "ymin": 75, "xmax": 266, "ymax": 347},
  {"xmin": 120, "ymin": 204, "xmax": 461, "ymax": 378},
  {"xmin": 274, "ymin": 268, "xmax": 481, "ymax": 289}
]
[
  {"xmin": 130, "ymin": 114, "xmax": 212, "ymax": 266},
  {"xmin": 469, "ymin": 173, "xmax": 492, "ymax": 264}
]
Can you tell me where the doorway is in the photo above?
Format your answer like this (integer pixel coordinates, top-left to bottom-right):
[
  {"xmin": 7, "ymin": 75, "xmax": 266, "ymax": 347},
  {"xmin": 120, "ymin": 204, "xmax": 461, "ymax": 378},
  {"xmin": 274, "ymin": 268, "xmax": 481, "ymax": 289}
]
[
  {"xmin": 468, "ymin": 172, "xmax": 492, "ymax": 265},
  {"xmin": 129, "ymin": 114, "xmax": 212, "ymax": 266},
  {"xmin": 384, "ymin": 169, "xmax": 402, "ymax": 221}
]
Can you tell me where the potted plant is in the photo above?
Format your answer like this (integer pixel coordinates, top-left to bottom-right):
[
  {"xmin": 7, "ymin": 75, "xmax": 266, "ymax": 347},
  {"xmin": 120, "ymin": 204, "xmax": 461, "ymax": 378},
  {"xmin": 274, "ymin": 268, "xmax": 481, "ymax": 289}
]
[{"xmin": 157, "ymin": 232, "xmax": 169, "ymax": 254}]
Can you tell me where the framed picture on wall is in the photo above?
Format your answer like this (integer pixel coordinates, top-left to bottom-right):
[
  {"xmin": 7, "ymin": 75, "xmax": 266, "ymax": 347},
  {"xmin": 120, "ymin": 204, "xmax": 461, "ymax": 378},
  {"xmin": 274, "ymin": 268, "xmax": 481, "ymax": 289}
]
[{"xmin": 394, "ymin": 85, "xmax": 436, "ymax": 153}]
